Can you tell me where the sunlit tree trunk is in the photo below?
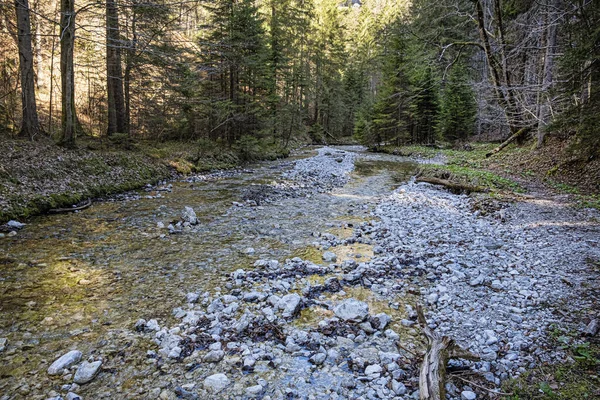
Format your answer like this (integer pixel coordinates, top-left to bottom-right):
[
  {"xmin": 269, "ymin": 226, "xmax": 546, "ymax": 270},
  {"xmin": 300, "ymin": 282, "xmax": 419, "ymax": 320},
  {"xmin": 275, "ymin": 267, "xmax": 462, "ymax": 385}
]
[{"xmin": 15, "ymin": 0, "xmax": 42, "ymax": 140}]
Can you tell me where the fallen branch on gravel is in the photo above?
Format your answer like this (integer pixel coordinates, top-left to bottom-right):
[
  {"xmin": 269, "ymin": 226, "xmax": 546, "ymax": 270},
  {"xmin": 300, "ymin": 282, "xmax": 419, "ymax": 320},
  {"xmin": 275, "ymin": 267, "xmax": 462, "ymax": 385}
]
[
  {"xmin": 48, "ymin": 199, "xmax": 92, "ymax": 214},
  {"xmin": 417, "ymin": 304, "xmax": 480, "ymax": 400},
  {"xmin": 451, "ymin": 374, "xmax": 513, "ymax": 396},
  {"xmin": 416, "ymin": 176, "xmax": 488, "ymax": 194}
]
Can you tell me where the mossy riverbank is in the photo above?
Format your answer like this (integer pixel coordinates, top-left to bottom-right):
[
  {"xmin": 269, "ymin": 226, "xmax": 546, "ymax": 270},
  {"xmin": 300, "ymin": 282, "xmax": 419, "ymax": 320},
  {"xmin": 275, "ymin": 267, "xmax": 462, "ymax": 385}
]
[{"xmin": 0, "ymin": 136, "xmax": 300, "ymax": 224}]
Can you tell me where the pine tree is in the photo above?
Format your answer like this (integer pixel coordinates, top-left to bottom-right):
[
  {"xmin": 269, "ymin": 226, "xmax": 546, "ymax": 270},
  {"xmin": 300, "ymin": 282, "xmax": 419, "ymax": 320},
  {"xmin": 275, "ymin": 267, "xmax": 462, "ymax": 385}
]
[{"xmin": 438, "ymin": 63, "xmax": 476, "ymax": 142}]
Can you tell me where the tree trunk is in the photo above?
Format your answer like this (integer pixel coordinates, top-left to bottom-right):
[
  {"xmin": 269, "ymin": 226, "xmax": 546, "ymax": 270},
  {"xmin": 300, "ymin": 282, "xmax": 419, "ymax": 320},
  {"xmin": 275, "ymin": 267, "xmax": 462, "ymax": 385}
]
[
  {"xmin": 15, "ymin": 0, "xmax": 42, "ymax": 140},
  {"xmin": 472, "ymin": 0, "xmax": 521, "ymax": 135},
  {"xmin": 34, "ymin": 0, "xmax": 42, "ymax": 87},
  {"xmin": 60, "ymin": 0, "xmax": 76, "ymax": 147},
  {"xmin": 124, "ymin": 4, "xmax": 136, "ymax": 135},
  {"xmin": 106, "ymin": 0, "xmax": 127, "ymax": 135},
  {"xmin": 536, "ymin": 0, "xmax": 558, "ymax": 148}
]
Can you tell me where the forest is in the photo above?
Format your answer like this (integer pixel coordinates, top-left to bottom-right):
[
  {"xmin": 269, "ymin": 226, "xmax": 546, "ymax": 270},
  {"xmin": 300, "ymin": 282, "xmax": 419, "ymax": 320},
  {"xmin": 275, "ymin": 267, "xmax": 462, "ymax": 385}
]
[{"xmin": 1, "ymin": 0, "xmax": 598, "ymax": 156}]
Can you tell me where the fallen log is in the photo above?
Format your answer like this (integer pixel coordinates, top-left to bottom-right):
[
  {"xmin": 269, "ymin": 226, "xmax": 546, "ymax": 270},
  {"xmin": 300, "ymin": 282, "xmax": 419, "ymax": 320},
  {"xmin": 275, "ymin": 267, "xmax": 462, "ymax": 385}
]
[
  {"xmin": 485, "ymin": 126, "xmax": 533, "ymax": 158},
  {"xmin": 416, "ymin": 176, "xmax": 487, "ymax": 194},
  {"xmin": 49, "ymin": 199, "xmax": 92, "ymax": 214},
  {"xmin": 417, "ymin": 304, "xmax": 479, "ymax": 400}
]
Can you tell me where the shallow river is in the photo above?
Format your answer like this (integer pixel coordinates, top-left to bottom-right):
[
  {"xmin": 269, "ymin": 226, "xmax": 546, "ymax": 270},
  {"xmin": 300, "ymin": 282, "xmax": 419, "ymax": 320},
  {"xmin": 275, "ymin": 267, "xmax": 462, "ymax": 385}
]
[{"xmin": 0, "ymin": 146, "xmax": 421, "ymax": 399}]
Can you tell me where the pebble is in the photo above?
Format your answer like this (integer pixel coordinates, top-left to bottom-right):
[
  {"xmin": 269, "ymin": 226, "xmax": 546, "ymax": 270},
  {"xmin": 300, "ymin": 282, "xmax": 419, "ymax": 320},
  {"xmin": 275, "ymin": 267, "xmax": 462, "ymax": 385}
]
[
  {"xmin": 48, "ymin": 351, "xmax": 82, "ymax": 375},
  {"xmin": 203, "ymin": 373, "xmax": 230, "ymax": 393},
  {"xmin": 461, "ymin": 390, "xmax": 477, "ymax": 400},
  {"xmin": 73, "ymin": 360, "xmax": 102, "ymax": 384},
  {"xmin": 333, "ymin": 298, "xmax": 369, "ymax": 322},
  {"xmin": 322, "ymin": 251, "xmax": 337, "ymax": 262}
]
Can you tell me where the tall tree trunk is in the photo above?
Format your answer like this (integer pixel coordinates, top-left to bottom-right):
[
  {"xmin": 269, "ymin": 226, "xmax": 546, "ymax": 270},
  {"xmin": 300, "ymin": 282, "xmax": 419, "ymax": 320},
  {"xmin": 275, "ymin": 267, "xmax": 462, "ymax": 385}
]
[
  {"xmin": 472, "ymin": 0, "xmax": 521, "ymax": 134},
  {"xmin": 536, "ymin": 0, "xmax": 558, "ymax": 148},
  {"xmin": 15, "ymin": 0, "xmax": 42, "ymax": 140},
  {"xmin": 60, "ymin": 0, "xmax": 76, "ymax": 147},
  {"xmin": 106, "ymin": 0, "xmax": 127, "ymax": 135},
  {"xmin": 124, "ymin": 4, "xmax": 136, "ymax": 135},
  {"xmin": 34, "ymin": 0, "xmax": 42, "ymax": 87}
]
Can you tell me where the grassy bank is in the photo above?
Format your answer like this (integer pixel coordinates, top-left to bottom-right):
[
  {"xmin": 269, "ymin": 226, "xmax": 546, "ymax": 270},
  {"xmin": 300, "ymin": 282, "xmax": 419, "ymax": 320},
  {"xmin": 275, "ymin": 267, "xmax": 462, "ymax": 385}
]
[
  {"xmin": 0, "ymin": 136, "xmax": 302, "ymax": 224},
  {"xmin": 377, "ymin": 138, "xmax": 600, "ymax": 207}
]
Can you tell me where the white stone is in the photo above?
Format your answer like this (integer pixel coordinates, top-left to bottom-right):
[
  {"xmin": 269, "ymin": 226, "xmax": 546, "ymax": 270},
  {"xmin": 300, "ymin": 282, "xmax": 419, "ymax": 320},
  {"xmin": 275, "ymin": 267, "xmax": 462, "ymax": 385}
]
[
  {"xmin": 461, "ymin": 390, "xmax": 477, "ymax": 400},
  {"xmin": 48, "ymin": 350, "xmax": 82, "ymax": 375},
  {"xmin": 334, "ymin": 298, "xmax": 369, "ymax": 322},
  {"xmin": 73, "ymin": 360, "xmax": 102, "ymax": 384},
  {"xmin": 204, "ymin": 373, "xmax": 230, "ymax": 393}
]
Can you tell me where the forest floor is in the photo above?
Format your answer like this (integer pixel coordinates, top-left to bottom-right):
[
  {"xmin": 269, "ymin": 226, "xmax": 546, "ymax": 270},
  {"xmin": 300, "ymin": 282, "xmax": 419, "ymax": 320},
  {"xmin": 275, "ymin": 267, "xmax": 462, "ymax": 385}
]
[{"xmin": 0, "ymin": 145, "xmax": 598, "ymax": 400}]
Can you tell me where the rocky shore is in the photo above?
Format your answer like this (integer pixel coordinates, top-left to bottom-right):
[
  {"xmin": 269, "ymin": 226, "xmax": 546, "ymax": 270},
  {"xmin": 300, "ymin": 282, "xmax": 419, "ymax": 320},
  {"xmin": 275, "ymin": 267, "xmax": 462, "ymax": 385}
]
[
  {"xmin": 127, "ymin": 148, "xmax": 599, "ymax": 399},
  {"xmin": 3, "ymin": 146, "xmax": 598, "ymax": 400}
]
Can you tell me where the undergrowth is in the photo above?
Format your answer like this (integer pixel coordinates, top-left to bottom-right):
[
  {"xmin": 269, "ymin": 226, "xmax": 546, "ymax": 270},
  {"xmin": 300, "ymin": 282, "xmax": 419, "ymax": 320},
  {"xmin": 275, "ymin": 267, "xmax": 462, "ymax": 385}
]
[{"xmin": 502, "ymin": 326, "xmax": 600, "ymax": 399}]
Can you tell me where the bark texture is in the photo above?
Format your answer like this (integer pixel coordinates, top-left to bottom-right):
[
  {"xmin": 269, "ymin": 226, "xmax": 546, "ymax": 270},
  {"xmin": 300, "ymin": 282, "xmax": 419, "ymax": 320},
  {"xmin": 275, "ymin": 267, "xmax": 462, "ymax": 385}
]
[
  {"xmin": 417, "ymin": 304, "xmax": 479, "ymax": 400},
  {"xmin": 15, "ymin": 0, "xmax": 42, "ymax": 140},
  {"xmin": 106, "ymin": 0, "xmax": 127, "ymax": 135},
  {"xmin": 60, "ymin": 0, "xmax": 76, "ymax": 146}
]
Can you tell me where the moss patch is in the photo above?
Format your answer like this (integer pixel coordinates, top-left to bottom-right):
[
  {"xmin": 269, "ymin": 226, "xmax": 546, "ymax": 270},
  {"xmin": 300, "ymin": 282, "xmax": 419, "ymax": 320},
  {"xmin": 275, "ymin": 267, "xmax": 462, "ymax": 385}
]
[
  {"xmin": 417, "ymin": 164, "xmax": 524, "ymax": 193},
  {"xmin": 502, "ymin": 332, "xmax": 600, "ymax": 399}
]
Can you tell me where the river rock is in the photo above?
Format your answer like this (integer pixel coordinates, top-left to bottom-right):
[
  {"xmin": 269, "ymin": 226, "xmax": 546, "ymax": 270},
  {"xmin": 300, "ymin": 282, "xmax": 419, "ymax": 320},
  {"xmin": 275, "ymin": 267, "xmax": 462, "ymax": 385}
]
[
  {"xmin": 204, "ymin": 373, "xmax": 230, "ymax": 393},
  {"xmin": 66, "ymin": 393, "xmax": 82, "ymax": 400},
  {"xmin": 7, "ymin": 220, "xmax": 25, "ymax": 229},
  {"xmin": 245, "ymin": 385, "xmax": 263, "ymax": 396},
  {"xmin": 372, "ymin": 313, "xmax": 391, "ymax": 330},
  {"xmin": 322, "ymin": 251, "xmax": 337, "ymax": 262},
  {"xmin": 48, "ymin": 350, "xmax": 82, "ymax": 375},
  {"xmin": 73, "ymin": 360, "xmax": 102, "ymax": 384},
  {"xmin": 392, "ymin": 380, "xmax": 407, "ymax": 395},
  {"xmin": 0, "ymin": 337, "xmax": 7, "ymax": 352},
  {"xmin": 278, "ymin": 293, "xmax": 302, "ymax": 318},
  {"xmin": 364, "ymin": 364, "xmax": 382, "ymax": 379},
  {"xmin": 309, "ymin": 353, "xmax": 326, "ymax": 365},
  {"xmin": 182, "ymin": 206, "xmax": 198, "ymax": 225},
  {"xmin": 203, "ymin": 350, "xmax": 224, "ymax": 363},
  {"xmin": 334, "ymin": 298, "xmax": 369, "ymax": 322},
  {"xmin": 461, "ymin": 391, "xmax": 477, "ymax": 400},
  {"xmin": 186, "ymin": 293, "xmax": 199, "ymax": 303}
]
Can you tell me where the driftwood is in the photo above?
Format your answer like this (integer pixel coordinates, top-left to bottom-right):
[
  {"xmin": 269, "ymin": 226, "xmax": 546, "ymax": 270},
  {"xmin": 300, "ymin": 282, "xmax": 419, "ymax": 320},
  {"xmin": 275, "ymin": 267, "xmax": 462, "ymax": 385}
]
[
  {"xmin": 48, "ymin": 199, "xmax": 92, "ymax": 214},
  {"xmin": 485, "ymin": 126, "xmax": 533, "ymax": 158},
  {"xmin": 417, "ymin": 304, "xmax": 479, "ymax": 400},
  {"xmin": 416, "ymin": 176, "xmax": 487, "ymax": 194}
]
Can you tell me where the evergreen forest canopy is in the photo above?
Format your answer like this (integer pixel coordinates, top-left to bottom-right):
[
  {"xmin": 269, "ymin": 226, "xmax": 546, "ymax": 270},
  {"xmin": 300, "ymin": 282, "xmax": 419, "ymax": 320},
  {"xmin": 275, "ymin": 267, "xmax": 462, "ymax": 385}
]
[{"xmin": 1, "ymin": 0, "xmax": 599, "ymax": 156}]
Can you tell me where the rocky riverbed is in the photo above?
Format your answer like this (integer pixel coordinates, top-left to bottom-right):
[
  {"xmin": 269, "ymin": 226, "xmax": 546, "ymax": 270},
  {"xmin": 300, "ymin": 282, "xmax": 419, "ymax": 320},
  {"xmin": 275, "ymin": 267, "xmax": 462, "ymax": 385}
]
[{"xmin": 1, "ymin": 146, "xmax": 598, "ymax": 399}]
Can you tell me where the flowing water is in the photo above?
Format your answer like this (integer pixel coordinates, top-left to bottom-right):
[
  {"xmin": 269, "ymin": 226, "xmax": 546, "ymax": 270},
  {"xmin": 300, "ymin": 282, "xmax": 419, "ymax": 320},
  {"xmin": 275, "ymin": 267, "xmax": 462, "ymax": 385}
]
[{"xmin": 0, "ymin": 146, "xmax": 420, "ymax": 398}]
